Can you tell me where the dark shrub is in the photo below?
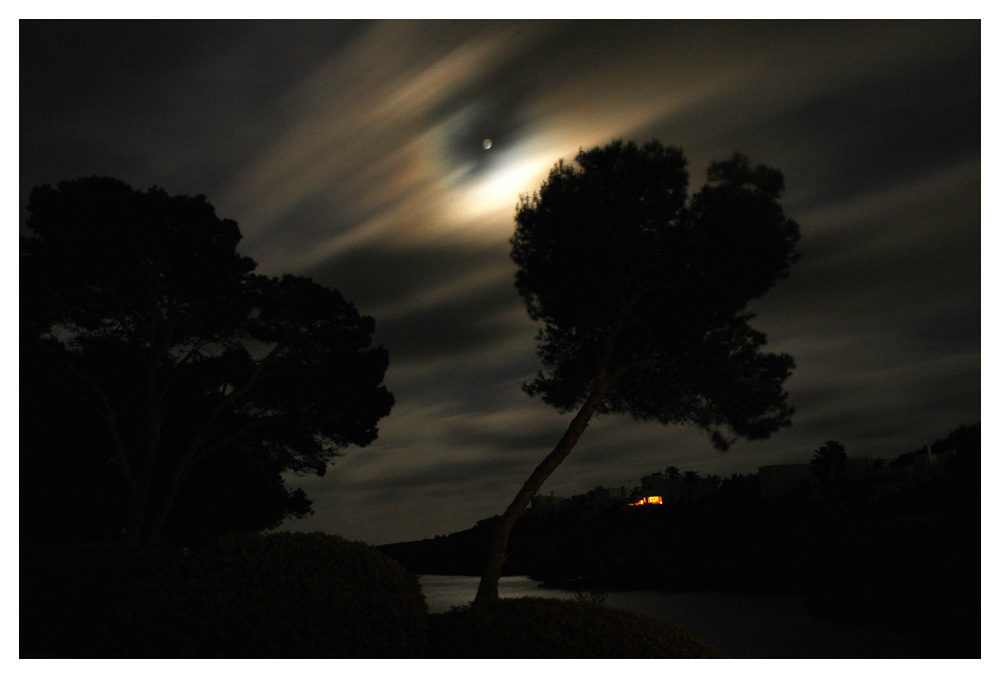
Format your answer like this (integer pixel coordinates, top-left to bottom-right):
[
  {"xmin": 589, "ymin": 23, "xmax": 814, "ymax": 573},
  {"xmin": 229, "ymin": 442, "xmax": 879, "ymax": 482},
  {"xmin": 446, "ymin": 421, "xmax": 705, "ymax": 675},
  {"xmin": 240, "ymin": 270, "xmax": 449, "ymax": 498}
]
[
  {"xmin": 95, "ymin": 532, "xmax": 427, "ymax": 657},
  {"xmin": 20, "ymin": 542, "xmax": 186, "ymax": 658},
  {"xmin": 427, "ymin": 597, "xmax": 728, "ymax": 658}
]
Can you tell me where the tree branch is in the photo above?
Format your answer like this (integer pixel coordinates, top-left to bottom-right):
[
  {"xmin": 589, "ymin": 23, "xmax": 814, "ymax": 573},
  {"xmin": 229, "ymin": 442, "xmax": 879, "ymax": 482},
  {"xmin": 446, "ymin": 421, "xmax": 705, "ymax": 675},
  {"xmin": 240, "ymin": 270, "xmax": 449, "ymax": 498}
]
[
  {"xmin": 52, "ymin": 349, "xmax": 139, "ymax": 497},
  {"xmin": 176, "ymin": 339, "xmax": 288, "ymax": 472}
]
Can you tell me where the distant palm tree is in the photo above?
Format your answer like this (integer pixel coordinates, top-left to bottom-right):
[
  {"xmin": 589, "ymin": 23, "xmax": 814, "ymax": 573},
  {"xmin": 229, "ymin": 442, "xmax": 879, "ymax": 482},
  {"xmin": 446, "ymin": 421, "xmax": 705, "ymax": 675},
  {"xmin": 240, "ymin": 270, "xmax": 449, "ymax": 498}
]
[
  {"xmin": 810, "ymin": 441, "xmax": 846, "ymax": 480},
  {"xmin": 667, "ymin": 466, "xmax": 681, "ymax": 481}
]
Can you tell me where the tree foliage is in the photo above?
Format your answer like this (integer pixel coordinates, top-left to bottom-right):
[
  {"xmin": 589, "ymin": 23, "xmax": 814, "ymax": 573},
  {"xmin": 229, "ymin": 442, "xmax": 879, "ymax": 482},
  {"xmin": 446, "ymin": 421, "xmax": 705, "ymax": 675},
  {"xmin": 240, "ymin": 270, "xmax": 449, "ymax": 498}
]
[
  {"xmin": 20, "ymin": 350, "xmax": 316, "ymax": 546},
  {"xmin": 477, "ymin": 140, "xmax": 800, "ymax": 602},
  {"xmin": 511, "ymin": 140, "xmax": 799, "ymax": 448},
  {"xmin": 810, "ymin": 440, "xmax": 847, "ymax": 479},
  {"xmin": 21, "ymin": 177, "xmax": 394, "ymax": 546}
]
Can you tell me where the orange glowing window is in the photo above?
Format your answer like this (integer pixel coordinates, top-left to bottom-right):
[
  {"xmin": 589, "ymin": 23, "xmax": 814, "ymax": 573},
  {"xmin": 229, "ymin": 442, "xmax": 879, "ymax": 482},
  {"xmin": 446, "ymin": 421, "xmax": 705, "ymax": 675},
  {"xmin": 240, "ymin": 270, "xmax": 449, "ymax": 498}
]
[{"xmin": 628, "ymin": 496, "xmax": 663, "ymax": 506}]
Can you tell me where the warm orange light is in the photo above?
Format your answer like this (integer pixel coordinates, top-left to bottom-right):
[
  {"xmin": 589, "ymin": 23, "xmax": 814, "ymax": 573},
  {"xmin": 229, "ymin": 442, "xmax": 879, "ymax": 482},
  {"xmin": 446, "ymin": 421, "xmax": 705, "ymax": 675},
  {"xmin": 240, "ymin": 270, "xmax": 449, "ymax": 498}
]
[{"xmin": 628, "ymin": 496, "xmax": 663, "ymax": 506}]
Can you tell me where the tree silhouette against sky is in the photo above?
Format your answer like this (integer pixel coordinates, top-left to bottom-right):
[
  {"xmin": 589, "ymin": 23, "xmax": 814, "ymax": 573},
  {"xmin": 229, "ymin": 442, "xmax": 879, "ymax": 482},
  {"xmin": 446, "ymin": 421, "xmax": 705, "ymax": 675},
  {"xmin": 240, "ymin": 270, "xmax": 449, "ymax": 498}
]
[
  {"xmin": 21, "ymin": 177, "xmax": 394, "ymax": 546},
  {"xmin": 476, "ymin": 140, "xmax": 801, "ymax": 603},
  {"xmin": 810, "ymin": 440, "xmax": 847, "ymax": 479}
]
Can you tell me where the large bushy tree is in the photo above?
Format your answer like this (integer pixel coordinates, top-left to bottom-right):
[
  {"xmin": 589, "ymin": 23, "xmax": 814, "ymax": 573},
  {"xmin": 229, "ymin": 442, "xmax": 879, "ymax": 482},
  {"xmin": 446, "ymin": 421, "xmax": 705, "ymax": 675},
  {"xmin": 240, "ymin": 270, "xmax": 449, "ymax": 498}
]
[
  {"xmin": 21, "ymin": 177, "xmax": 394, "ymax": 546},
  {"xmin": 476, "ymin": 140, "xmax": 801, "ymax": 602}
]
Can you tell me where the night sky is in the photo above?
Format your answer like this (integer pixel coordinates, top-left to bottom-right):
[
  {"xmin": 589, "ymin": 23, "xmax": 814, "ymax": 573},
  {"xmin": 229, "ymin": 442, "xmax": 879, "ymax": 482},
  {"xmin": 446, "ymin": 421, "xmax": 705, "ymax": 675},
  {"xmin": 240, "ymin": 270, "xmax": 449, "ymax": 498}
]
[{"xmin": 20, "ymin": 20, "xmax": 980, "ymax": 546}]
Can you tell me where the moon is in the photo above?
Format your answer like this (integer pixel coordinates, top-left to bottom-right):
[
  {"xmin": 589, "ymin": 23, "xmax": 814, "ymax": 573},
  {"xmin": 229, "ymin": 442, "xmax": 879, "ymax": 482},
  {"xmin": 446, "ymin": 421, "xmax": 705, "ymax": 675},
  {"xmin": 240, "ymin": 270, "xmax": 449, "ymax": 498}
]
[{"xmin": 482, "ymin": 138, "xmax": 492, "ymax": 150}]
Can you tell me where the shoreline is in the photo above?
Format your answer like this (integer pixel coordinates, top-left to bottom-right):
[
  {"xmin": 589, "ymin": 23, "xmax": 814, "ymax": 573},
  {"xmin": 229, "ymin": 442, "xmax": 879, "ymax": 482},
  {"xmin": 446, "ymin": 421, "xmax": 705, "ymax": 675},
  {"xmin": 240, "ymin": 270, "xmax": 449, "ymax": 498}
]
[{"xmin": 418, "ymin": 574, "xmax": 924, "ymax": 658}]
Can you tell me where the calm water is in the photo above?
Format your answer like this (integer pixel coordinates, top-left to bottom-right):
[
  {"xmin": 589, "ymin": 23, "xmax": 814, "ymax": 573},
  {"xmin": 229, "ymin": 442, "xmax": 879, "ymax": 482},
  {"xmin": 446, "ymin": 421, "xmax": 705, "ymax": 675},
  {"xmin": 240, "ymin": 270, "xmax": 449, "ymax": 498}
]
[{"xmin": 418, "ymin": 575, "xmax": 922, "ymax": 658}]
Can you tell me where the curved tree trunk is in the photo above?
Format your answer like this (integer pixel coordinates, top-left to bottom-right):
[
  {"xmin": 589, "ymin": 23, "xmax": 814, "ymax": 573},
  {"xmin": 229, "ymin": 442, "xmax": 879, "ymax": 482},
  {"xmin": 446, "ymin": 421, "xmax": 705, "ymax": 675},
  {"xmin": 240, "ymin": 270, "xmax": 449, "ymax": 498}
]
[{"xmin": 474, "ymin": 377, "xmax": 614, "ymax": 604}]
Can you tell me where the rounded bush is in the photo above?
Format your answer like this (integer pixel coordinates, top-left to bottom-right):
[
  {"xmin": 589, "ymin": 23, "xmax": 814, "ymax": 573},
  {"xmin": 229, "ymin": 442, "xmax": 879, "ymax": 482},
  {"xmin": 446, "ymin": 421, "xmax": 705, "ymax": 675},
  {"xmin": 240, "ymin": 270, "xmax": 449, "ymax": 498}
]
[
  {"xmin": 97, "ymin": 532, "xmax": 427, "ymax": 657},
  {"xmin": 427, "ymin": 597, "xmax": 728, "ymax": 658}
]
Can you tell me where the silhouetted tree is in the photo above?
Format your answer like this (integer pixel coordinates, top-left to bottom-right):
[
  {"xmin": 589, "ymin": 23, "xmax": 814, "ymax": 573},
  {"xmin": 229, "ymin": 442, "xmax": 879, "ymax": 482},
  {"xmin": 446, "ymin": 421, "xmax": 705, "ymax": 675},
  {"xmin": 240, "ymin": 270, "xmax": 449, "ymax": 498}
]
[
  {"xmin": 931, "ymin": 423, "xmax": 979, "ymax": 482},
  {"xmin": 681, "ymin": 470, "xmax": 700, "ymax": 502},
  {"xmin": 20, "ymin": 357, "xmax": 314, "ymax": 546},
  {"xmin": 475, "ymin": 140, "xmax": 800, "ymax": 602},
  {"xmin": 666, "ymin": 466, "xmax": 681, "ymax": 481},
  {"xmin": 810, "ymin": 440, "xmax": 848, "ymax": 513},
  {"xmin": 21, "ymin": 177, "xmax": 394, "ymax": 546},
  {"xmin": 810, "ymin": 440, "xmax": 847, "ymax": 480}
]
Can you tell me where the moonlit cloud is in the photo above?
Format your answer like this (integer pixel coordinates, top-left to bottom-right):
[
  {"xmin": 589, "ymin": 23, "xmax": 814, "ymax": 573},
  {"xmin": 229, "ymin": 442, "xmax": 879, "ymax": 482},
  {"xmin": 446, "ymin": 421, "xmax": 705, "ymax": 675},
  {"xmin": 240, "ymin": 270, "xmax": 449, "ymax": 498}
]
[{"xmin": 215, "ymin": 22, "xmax": 551, "ymax": 267}]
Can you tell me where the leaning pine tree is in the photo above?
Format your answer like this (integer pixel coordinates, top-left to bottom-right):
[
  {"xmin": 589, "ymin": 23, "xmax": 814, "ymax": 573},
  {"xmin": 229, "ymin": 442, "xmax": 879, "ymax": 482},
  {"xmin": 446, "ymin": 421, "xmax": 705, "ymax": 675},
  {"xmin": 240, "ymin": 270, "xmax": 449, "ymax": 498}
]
[{"xmin": 475, "ymin": 140, "xmax": 801, "ymax": 603}]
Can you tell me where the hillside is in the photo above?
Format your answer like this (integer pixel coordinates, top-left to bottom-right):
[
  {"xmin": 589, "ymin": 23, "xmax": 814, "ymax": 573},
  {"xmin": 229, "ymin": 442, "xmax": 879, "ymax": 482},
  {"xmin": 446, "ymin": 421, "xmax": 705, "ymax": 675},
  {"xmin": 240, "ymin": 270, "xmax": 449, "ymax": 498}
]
[{"xmin": 380, "ymin": 435, "xmax": 979, "ymax": 657}]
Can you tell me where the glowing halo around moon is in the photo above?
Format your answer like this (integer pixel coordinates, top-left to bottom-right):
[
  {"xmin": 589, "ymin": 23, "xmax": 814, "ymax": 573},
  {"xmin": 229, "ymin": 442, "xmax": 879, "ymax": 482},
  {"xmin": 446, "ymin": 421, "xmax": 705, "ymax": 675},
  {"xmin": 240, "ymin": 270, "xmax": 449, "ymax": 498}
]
[
  {"xmin": 446, "ymin": 143, "xmax": 557, "ymax": 225},
  {"xmin": 418, "ymin": 114, "xmax": 578, "ymax": 237}
]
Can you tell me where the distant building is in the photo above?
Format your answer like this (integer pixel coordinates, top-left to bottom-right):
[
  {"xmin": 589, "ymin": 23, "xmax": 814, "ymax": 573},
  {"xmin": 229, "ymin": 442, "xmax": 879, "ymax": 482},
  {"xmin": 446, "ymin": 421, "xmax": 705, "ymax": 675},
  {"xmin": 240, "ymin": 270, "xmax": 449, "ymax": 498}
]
[
  {"xmin": 527, "ymin": 472, "xmax": 723, "ymax": 513},
  {"xmin": 759, "ymin": 456, "xmax": 879, "ymax": 499},
  {"xmin": 637, "ymin": 471, "xmax": 714, "ymax": 505},
  {"xmin": 528, "ymin": 491, "xmax": 565, "ymax": 518},
  {"xmin": 590, "ymin": 486, "xmax": 630, "ymax": 502},
  {"xmin": 527, "ymin": 485, "xmax": 632, "ymax": 518},
  {"xmin": 531, "ymin": 491, "xmax": 563, "ymax": 508},
  {"xmin": 521, "ymin": 444, "xmax": 962, "ymax": 520}
]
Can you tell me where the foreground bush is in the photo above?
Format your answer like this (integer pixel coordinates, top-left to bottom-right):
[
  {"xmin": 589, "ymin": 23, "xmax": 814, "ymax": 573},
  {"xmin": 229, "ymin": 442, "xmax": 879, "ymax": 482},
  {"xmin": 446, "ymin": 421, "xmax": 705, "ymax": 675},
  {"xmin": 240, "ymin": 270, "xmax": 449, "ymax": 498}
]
[
  {"xmin": 94, "ymin": 532, "xmax": 427, "ymax": 658},
  {"xmin": 427, "ymin": 597, "xmax": 728, "ymax": 658},
  {"xmin": 20, "ymin": 542, "xmax": 186, "ymax": 658}
]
